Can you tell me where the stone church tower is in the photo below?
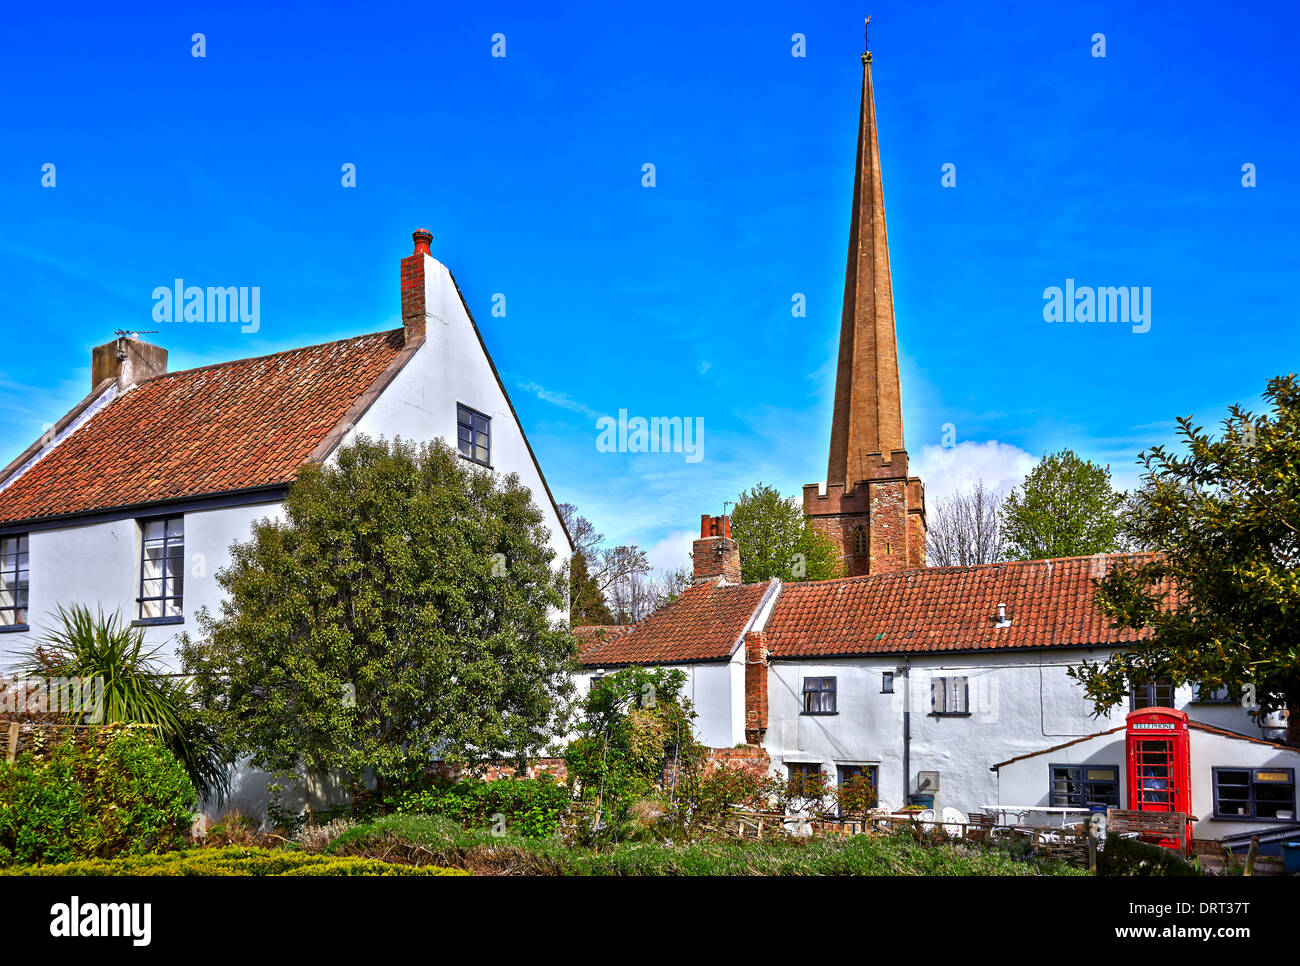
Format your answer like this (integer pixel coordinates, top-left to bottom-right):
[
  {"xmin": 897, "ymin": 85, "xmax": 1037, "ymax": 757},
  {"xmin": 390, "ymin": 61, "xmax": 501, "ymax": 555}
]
[{"xmin": 803, "ymin": 45, "xmax": 926, "ymax": 577}]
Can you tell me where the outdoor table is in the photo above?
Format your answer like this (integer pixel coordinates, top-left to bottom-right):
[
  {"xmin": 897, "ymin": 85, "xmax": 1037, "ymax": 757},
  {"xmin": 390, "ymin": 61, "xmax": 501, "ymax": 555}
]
[{"xmin": 980, "ymin": 805, "xmax": 1094, "ymax": 829}]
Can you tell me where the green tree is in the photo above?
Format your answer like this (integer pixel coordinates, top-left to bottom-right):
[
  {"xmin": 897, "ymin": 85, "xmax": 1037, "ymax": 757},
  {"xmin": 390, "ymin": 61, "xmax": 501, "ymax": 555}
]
[
  {"xmin": 569, "ymin": 551, "xmax": 614, "ymax": 625},
  {"xmin": 180, "ymin": 436, "xmax": 575, "ymax": 803},
  {"xmin": 1002, "ymin": 449, "xmax": 1126, "ymax": 560},
  {"xmin": 730, "ymin": 483, "xmax": 843, "ymax": 583},
  {"xmin": 564, "ymin": 667, "xmax": 704, "ymax": 828},
  {"xmin": 1073, "ymin": 375, "xmax": 1300, "ymax": 746}
]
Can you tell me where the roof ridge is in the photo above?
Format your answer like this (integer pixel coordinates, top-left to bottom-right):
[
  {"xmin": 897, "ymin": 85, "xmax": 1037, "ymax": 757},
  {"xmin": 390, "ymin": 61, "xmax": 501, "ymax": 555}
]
[
  {"xmin": 129, "ymin": 327, "xmax": 403, "ymax": 387},
  {"xmin": 770, "ymin": 551, "xmax": 1162, "ymax": 589}
]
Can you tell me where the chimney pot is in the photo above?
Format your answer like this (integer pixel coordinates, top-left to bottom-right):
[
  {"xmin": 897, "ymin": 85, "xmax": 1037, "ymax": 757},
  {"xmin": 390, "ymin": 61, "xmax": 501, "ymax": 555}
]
[{"xmin": 412, "ymin": 229, "xmax": 433, "ymax": 256}]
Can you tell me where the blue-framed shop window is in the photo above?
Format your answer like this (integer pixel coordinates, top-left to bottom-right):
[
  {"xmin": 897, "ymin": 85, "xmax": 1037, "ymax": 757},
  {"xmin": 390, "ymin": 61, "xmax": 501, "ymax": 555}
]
[
  {"xmin": 1049, "ymin": 764, "xmax": 1120, "ymax": 808},
  {"xmin": 1212, "ymin": 767, "xmax": 1295, "ymax": 821}
]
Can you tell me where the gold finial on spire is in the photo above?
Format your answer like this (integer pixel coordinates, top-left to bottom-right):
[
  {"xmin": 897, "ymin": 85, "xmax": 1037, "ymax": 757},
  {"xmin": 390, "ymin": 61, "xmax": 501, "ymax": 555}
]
[{"xmin": 863, "ymin": 15, "xmax": 873, "ymax": 64}]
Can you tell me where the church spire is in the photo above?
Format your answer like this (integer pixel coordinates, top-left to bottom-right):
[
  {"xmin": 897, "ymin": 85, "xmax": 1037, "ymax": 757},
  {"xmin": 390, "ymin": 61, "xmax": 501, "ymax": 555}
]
[
  {"xmin": 803, "ymin": 26, "xmax": 926, "ymax": 578},
  {"xmin": 825, "ymin": 27, "xmax": 905, "ymax": 489}
]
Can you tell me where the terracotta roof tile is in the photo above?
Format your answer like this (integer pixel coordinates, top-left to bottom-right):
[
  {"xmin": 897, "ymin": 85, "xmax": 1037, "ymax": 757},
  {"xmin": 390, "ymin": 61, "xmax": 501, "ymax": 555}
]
[
  {"xmin": 764, "ymin": 554, "xmax": 1158, "ymax": 658},
  {"xmin": 0, "ymin": 329, "xmax": 407, "ymax": 524},
  {"xmin": 576, "ymin": 579, "xmax": 775, "ymax": 666},
  {"xmin": 572, "ymin": 624, "xmax": 634, "ymax": 661}
]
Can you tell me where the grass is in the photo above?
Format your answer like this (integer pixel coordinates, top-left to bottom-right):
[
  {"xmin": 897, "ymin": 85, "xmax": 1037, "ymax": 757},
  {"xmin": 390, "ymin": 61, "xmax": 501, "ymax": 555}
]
[
  {"xmin": 325, "ymin": 813, "xmax": 1088, "ymax": 876},
  {"xmin": 0, "ymin": 845, "xmax": 467, "ymax": 876}
]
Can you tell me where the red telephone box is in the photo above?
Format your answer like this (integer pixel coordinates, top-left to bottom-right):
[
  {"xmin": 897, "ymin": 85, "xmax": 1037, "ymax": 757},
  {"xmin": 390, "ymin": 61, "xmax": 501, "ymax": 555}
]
[{"xmin": 1125, "ymin": 707, "xmax": 1192, "ymax": 851}]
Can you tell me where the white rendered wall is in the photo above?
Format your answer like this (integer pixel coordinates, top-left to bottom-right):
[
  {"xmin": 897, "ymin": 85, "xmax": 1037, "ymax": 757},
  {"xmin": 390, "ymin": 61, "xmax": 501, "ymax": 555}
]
[
  {"xmin": 762, "ymin": 650, "xmax": 1265, "ymax": 818},
  {"xmin": 342, "ymin": 254, "xmax": 570, "ymax": 577},
  {"xmin": 0, "ymin": 500, "xmax": 283, "ymax": 670},
  {"xmin": 570, "ymin": 660, "xmax": 738, "ymax": 750}
]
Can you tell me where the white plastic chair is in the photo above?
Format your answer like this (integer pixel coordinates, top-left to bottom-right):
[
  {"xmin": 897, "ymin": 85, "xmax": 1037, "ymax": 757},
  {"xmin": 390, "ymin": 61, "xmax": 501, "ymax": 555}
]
[{"xmin": 941, "ymin": 806, "xmax": 966, "ymax": 838}]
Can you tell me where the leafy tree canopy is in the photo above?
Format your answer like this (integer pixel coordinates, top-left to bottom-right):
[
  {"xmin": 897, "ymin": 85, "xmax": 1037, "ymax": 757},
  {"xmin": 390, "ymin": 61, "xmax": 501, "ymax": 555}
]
[
  {"xmin": 1073, "ymin": 375, "xmax": 1300, "ymax": 745},
  {"xmin": 1002, "ymin": 449, "xmax": 1126, "ymax": 560},
  {"xmin": 180, "ymin": 436, "xmax": 575, "ymax": 798},
  {"xmin": 564, "ymin": 667, "xmax": 704, "ymax": 826},
  {"xmin": 569, "ymin": 551, "xmax": 614, "ymax": 626},
  {"xmin": 730, "ymin": 483, "xmax": 843, "ymax": 583}
]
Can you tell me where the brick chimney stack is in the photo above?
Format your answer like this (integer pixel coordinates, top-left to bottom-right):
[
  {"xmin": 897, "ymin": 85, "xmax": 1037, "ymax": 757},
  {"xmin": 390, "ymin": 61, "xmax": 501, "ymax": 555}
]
[
  {"xmin": 400, "ymin": 229, "xmax": 433, "ymax": 345},
  {"xmin": 91, "ymin": 334, "xmax": 167, "ymax": 391},
  {"xmin": 744, "ymin": 630, "xmax": 769, "ymax": 745},
  {"xmin": 692, "ymin": 514, "xmax": 742, "ymax": 584}
]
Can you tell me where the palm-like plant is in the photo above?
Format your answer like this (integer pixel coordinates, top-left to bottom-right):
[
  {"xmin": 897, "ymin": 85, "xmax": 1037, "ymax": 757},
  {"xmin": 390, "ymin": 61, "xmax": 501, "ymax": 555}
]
[{"xmin": 17, "ymin": 603, "xmax": 232, "ymax": 805}]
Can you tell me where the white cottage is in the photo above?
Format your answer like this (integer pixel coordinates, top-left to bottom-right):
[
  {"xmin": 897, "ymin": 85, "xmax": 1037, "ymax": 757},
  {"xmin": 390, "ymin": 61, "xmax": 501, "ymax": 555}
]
[
  {"xmin": 0, "ymin": 230, "xmax": 571, "ymax": 810},
  {"xmin": 573, "ymin": 513, "xmax": 1293, "ymax": 843}
]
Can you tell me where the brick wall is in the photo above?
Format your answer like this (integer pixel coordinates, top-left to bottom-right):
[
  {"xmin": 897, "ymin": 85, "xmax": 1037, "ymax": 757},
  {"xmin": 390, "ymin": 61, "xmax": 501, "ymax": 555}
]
[
  {"xmin": 432, "ymin": 758, "xmax": 568, "ymax": 783},
  {"xmin": 803, "ymin": 457, "xmax": 927, "ymax": 576},
  {"xmin": 399, "ymin": 229, "xmax": 432, "ymax": 344},
  {"xmin": 693, "ymin": 514, "xmax": 742, "ymax": 583},
  {"xmin": 744, "ymin": 631, "xmax": 768, "ymax": 744}
]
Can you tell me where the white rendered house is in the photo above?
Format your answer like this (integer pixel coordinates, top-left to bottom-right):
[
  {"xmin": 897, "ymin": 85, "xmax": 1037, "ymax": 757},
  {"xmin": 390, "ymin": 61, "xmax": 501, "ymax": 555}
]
[
  {"xmin": 0, "ymin": 230, "xmax": 571, "ymax": 811},
  {"xmin": 573, "ymin": 514, "xmax": 1292, "ymax": 842}
]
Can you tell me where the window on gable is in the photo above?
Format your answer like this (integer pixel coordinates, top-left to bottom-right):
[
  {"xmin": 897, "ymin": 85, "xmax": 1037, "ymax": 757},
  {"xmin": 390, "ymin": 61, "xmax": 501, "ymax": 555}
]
[
  {"xmin": 457, "ymin": 404, "xmax": 491, "ymax": 466},
  {"xmin": 1049, "ymin": 764, "xmax": 1120, "ymax": 808},
  {"xmin": 931, "ymin": 675, "xmax": 969, "ymax": 715},
  {"xmin": 802, "ymin": 676, "xmax": 837, "ymax": 714},
  {"xmin": 1213, "ymin": 768, "xmax": 1295, "ymax": 820},
  {"xmin": 1130, "ymin": 679, "xmax": 1175, "ymax": 710},
  {"xmin": 138, "ymin": 516, "xmax": 184, "ymax": 621},
  {"xmin": 0, "ymin": 534, "xmax": 29, "ymax": 627}
]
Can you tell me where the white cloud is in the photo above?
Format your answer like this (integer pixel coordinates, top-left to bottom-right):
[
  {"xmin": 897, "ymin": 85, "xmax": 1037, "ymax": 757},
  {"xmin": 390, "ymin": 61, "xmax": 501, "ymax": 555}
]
[
  {"xmin": 645, "ymin": 528, "xmax": 696, "ymax": 575},
  {"xmin": 912, "ymin": 440, "xmax": 1038, "ymax": 503},
  {"xmin": 517, "ymin": 381, "xmax": 601, "ymax": 420}
]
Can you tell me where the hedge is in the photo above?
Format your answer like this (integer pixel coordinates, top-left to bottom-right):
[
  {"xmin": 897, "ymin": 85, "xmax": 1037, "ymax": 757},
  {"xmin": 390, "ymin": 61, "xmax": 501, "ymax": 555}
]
[
  {"xmin": 1, "ymin": 846, "xmax": 468, "ymax": 876},
  {"xmin": 0, "ymin": 725, "xmax": 195, "ymax": 867}
]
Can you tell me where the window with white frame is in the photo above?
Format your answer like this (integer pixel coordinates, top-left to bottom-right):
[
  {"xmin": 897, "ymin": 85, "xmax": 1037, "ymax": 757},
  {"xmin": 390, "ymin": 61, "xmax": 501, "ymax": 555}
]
[
  {"xmin": 138, "ymin": 516, "xmax": 184, "ymax": 621},
  {"xmin": 0, "ymin": 534, "xmax": 29, "ymax": 627},
  {"xmin": 931, "ymin": 675, "xmax": 969, "ymax": 715}
]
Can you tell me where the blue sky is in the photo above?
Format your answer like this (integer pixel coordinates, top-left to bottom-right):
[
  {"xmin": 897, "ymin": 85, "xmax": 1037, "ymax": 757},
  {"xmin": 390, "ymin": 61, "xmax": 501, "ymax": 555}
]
[{"xmin": 2, "ymin": 1, "xmax": 1297, "ymax": 573}]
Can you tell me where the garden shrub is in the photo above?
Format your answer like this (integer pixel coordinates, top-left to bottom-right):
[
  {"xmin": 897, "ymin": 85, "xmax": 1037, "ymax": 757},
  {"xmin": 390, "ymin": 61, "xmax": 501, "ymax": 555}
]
[
  {"xmin": 1097, "ymin": 834, "xmax": 1199, "ymax": 876},
  {"xmin": 0, "ymin": 724, "xmax": 196, "ymax": 867},
  {"xmin": 387, "ymin": 776, "xmax": 570, "ymax": 838},
  {"xmin": 327, "ymin": 813, "xmax": 1084, "ymax": 876},
  {"xmin": 0, "ymin": 846, "xmax": 466, "ymax": 876}
]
